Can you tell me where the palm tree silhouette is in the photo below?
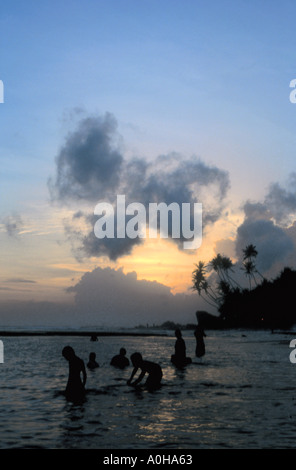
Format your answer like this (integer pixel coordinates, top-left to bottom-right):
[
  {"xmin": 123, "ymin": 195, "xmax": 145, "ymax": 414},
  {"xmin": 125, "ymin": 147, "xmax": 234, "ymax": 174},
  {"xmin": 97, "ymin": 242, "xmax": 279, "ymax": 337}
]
[
  {"xmin": 242, "ymin": 244, "xmax": 264, "ymax": 289},
  {"xmin": 192, "ymin": 261, "xmax": 220, "ymax": 308},
  {"xmin": 209, "ymin": 254, "xmax": 241, "ymax": 290}
]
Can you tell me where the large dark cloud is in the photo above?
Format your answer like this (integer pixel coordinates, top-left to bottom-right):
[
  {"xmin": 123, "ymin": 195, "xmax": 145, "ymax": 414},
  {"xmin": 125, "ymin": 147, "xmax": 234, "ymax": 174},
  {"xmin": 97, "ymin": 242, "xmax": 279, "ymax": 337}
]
[
  {"xmin": 49, "ymin": 111, "xmax": 230, "ymax": 260},
  {"xmin": 264, "ymin": 173, "xmax": 296, "ymax": 225},
  {"xmin": 48, "ymin": 113, "xmax": 123, "ymax": 202},
  {"xmin": 234, "ymin": 174, "xmax": 296, "ymax": 275},
  {"xmin": 236, "ymin": 218, "xmax": 294, "ymax": 272},
  {"xmin": 65, "ymin": 212, "xmax": 143, "ymax": 261},
  {"xmin": 124, "ymin": 153, "xmax": 229, "ymax": 225}
]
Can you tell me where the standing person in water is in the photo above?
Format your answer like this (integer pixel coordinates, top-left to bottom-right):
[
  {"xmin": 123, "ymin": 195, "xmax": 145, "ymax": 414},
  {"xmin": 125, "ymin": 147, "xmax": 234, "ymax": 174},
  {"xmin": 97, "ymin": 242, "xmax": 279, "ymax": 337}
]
[
  {"xmin": 127, "ymin": 352, "xmax": 162, "ymax": 391},
  {"xmin": 194, "ymin": 324, "xmax": 207, "ymax": 358},
  {"xmin": 171, "ymin": 328, "xmax": 192, "ymax": 368},
  {"xmin": 62, "ymin": 346, "xmax": 87, "ymax": 403}
]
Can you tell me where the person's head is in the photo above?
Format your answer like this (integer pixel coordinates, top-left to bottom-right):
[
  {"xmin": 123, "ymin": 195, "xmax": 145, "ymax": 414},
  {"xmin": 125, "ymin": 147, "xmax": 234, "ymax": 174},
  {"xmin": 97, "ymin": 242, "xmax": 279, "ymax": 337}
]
[
  {"xmin": 120, "ymin": 348, "xmax": 126, "ymax": 356},
  {"xmin": 175, "ymin": 328, "xmax": 182, "ymax": 339},
  {"xmin": 89, "ymin": 352, "xmax": 96, "ymax": 361},
  {"xmin": 131, "ymin": 352, "xmax": 143, "ymax": 367},
  {"xmin": 62, "ymin": 346, "xmax": 75, "ymax": 361}
]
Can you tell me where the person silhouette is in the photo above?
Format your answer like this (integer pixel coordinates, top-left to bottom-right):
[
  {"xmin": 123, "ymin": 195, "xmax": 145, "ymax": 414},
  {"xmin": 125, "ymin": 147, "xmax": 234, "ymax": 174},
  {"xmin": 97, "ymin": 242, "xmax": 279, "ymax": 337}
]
[
  {"xmin": 171, "ymin": 328, "xmax": 192, "ymax": 368},
  {"xmin": 62, "ymin": 346, "xmax": 87, "ymax": 403},
  {"xmin": 87, "ymin": 352, "xmax": 99, "ymax": 369},
  {"xmin": 194, "ymin": 325, "xmax": 206, "ymax": 358},
  {"xmin": 110, "ymin": 348, "xmax": 130, "ymax": 369},
  {"xmin": 127, "ymin": 352, "xmax": 162, "ymax": 391}
]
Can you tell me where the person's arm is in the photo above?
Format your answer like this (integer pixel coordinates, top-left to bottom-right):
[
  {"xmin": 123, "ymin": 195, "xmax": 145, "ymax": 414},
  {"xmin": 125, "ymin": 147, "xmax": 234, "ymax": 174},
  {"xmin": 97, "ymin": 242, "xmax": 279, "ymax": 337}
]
[
  {"xmin": 133, "ymin": 370, "xmax": 145, "ymax": 386},
  {"xmin": 127, "ymin": 367, "xmax": 138, "ymax": 385},
  {"xmin": 81, "ymin": 362, "xmax": 87, "ymax": 386}
]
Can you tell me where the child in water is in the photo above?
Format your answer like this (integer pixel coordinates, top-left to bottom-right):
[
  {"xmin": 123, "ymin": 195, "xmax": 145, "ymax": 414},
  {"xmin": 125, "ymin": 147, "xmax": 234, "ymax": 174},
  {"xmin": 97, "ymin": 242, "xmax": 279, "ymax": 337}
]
[
  {"xmin": 62, "ymin": 346, "xmax": 87, "ymax": 403},
  {"xmin": 110, "ymin": 347, "xmax": 130, "ymax": 369},
  {"xmin": 87, "ymin": 352, "xmax": 99, "ymax": 369},
  {"xmin": 127, "ymin": 352, "xmax": 162, "ymax": 391}
]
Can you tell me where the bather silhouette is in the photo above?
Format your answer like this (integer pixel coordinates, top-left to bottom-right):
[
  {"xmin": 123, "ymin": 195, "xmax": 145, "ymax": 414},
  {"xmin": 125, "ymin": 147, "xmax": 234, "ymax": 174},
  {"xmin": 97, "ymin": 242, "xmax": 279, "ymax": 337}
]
[
  {"xmin": 110, "ymin": 348, "xmax": 130, "ymax": 369},
  {"xmin": 127, "ymin": 352, "xmax": 162, "ymax": 391},
  {"xmin": 87, "ymin": 352, "xmax": 100, "ymax": 369},
  {"xmin": 194, "ymin": 325, "xmax": 206, "ymax": 358},
  {"xmin": 171, "ymin": 328, "xmax": 192, "ymax": 368},
  {"xmin": 62, "ymin": 346, "xmax": 87, "ymax": 403}
]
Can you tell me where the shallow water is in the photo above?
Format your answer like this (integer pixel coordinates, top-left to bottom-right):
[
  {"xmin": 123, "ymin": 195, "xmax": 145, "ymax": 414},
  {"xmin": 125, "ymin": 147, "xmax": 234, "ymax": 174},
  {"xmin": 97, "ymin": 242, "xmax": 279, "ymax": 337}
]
[{"xmin": 0, "ymin": 329, "xmax": 295, "ymax": 449}]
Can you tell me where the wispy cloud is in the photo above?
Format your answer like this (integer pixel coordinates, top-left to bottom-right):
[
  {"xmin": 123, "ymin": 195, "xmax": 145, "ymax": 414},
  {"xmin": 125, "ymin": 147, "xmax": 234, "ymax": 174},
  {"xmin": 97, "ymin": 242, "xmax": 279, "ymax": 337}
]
[
  {"xmin": 1, "ymin": 214, "xmax": 24, "ymax": 238},
  {"xmin": 4, "ymin": 278, "xmax": 37, "ymax": 284}
]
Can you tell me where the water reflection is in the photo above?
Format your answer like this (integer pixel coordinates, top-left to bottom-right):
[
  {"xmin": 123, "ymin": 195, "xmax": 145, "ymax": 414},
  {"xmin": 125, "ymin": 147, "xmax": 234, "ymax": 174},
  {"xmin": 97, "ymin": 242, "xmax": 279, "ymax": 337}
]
[{"xmin": 0, "ymin": 332, "xmax": 295, "ymax": 448}]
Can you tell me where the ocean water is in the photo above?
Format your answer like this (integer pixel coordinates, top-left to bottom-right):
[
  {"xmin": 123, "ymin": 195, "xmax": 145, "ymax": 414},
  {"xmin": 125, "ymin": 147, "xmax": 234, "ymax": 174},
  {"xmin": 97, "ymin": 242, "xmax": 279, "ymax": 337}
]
[{"xmin": 0, "ymin": 329, "xmax": 295, "ymax": 449}]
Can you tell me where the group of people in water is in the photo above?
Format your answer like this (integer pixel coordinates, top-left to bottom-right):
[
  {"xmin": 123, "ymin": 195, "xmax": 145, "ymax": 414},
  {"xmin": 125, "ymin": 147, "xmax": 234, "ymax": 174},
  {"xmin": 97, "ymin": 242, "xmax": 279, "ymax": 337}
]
[
  {"xmin": 62, "ymin": 326, "xmax": 206, "ymax": 403},
  {"xmin": 171, "ymin": 325, "xmax": 206, "ymax": 368}
]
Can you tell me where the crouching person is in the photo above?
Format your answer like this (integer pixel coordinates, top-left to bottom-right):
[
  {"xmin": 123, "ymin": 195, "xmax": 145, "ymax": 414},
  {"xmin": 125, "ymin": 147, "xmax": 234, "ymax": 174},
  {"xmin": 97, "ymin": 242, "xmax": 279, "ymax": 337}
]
[{"xmin": 127, "ymin": 352, "xmax": 162, "ymax": 391}]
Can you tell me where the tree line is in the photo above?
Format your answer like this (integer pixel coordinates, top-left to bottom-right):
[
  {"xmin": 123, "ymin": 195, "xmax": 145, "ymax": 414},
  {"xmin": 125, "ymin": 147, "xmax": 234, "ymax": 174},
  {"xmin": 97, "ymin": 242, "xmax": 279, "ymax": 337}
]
[{"xmin": 192, "ymin": 244, "xmax": 296, "ymax": 330}]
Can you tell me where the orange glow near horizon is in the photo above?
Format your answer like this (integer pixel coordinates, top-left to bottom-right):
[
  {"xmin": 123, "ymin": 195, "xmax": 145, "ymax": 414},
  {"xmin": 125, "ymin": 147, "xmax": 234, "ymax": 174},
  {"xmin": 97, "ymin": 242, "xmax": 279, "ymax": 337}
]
[
  {"xmin": 118, "ymin": 211, "xmax": 242, "ymax": 293},
  {"xmin": 0, "ymin": 207, "xmax": 243, "ymax": 303}
]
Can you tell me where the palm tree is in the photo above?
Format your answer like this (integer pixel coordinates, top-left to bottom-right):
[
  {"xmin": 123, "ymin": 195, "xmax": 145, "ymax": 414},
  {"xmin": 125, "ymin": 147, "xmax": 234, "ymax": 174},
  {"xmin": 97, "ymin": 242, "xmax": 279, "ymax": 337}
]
[
  {"xmin": 209, "ymin": 254, "xmax": 224, "ymax": 279},
  {"xmin": 192, "ymin": 261, "xmax": 221, "ymax": 308},
  {"xmin": 209, "ymin": 254, "xmax": 240, "ymax": 289},
  {"xmin": 242, "ymin": 244, "xmax": 264, "ymax": 289},
  {"xmin": 192, "ymin": 261, "xmax": 207, "ymax": 295},
  {"xmin": 242, "ymin": 259, "xmax": 257, "ymax": 290},
  {"xmin": 243, "ymin": 244, "xmax": 258, "ymax": 260}
]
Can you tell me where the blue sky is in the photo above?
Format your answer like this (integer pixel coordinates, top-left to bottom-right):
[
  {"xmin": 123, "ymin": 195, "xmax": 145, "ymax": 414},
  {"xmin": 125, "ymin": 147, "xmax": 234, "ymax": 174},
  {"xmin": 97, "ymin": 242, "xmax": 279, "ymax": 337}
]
[
  {"xmin": 1, "ymin": 1, "xmax": 296, "ymax": 326},
  {"xmin": 1, "ymin": 1, "xmax": 296, "ymax": 203}
]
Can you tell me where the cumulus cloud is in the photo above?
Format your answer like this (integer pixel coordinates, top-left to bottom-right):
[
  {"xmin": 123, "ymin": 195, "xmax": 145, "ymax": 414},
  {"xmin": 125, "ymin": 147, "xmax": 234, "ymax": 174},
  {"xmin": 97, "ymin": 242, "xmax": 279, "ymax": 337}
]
[
  {"xmin": 264, "ymin": 173, "xmax": 296, "ymax": 225},
  {"xmin": 66, "ymin": 266, "xmax": 203, "ymax": 327},
  {"xmin": 65, "ymin": 212, "xmax": 143, "ymax": 261},
  {"xmin": 48, "ymin": 113, "xmax": 123, "ymax": 202},
  {"xmin": 124, "ymin": 153, "xmax": 229, "ymax": 225},
  {"xmin": 0, "ymin": 266, "xmax": 209, "ymax": 328},
  {"xmin": 49, "ymin": 111, "xmax": 230, "ymax": 260},
  {"xmin": 234, "ymin": 174, "xmax": 296, "ymax": 276},
  {"xmin": 235, "ymin": 218, "xmax": 294, "ymax": 272}
]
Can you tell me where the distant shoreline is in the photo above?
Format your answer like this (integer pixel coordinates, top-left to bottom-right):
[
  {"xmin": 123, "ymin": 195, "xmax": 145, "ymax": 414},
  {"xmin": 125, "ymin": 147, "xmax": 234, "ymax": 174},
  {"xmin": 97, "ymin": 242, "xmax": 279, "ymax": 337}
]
[
  {"xmin": 0, "ymin": 330, "xmax": 169, "ymax": 337},
  {"xmin": 0, "ymin": 328, "xmax": 295, "ymax": 337}
]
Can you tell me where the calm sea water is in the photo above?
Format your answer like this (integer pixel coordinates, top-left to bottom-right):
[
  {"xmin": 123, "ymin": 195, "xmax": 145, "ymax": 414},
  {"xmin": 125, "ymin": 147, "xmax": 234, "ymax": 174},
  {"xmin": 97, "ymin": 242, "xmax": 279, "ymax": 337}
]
[{"xmin": 0, "ymin": 329, "xmax": 295, "ymax": 449}]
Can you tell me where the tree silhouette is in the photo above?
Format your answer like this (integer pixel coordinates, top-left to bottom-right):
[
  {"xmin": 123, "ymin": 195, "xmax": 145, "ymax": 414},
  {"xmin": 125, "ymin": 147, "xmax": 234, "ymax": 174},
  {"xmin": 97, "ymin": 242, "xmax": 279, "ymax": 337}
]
[
  {"xmin": 192, "ymin": 261, "xmax": 221, "ymax": 308},
  {"xmin": 192, "ymin": 254, "xmax": 240, "ymax": 309},
  {"xmin": 192, "ymin": 245, "xmax": 296, "ymax": 330},
  {"xmin": 242, "ymin": 244, "xmax": 264, "ymax": 289},
  {"xmin": 243, "ymin": 244, "xmax": 258, "ymax": 260}
]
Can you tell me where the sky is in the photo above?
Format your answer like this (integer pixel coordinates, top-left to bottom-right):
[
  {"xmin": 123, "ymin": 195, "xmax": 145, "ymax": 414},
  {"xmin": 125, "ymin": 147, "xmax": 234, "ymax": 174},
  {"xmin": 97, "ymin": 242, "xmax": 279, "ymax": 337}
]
[{"xmin": 1, "ymin": 0, "xmax": 296, "ymax": 328}]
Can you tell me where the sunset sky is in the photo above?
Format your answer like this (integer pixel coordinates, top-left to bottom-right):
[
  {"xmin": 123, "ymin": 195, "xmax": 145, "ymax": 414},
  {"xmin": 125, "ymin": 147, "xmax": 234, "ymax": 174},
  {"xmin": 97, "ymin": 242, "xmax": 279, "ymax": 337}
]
[{"xmin": 1, "ymin": 0, "xmax": 296, "ymax": 328}]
